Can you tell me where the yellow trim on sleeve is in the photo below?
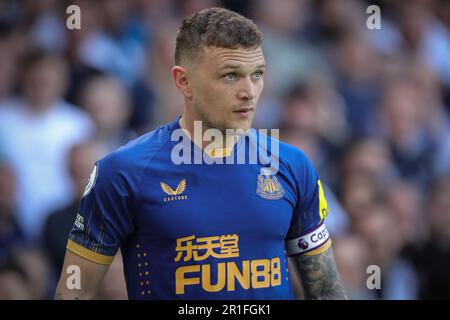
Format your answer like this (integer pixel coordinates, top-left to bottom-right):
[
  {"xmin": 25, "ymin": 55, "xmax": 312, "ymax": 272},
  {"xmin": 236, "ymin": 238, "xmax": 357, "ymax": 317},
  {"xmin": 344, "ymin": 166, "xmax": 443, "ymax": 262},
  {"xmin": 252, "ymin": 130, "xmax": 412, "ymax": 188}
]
[
  {"xmin": 304, "ymin": 238, "xmax": 332, "ymax": 256},
  {"xmin": 67, "ymin": 239, "xmax": 114, "ymax": 265}
]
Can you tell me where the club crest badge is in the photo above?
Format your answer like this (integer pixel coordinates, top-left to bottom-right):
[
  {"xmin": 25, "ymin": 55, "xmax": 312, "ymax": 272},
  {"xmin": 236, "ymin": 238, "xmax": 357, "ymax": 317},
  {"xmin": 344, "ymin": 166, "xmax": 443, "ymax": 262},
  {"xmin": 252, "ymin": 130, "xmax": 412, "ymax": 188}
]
[{"xmin": 256, "ymin": 173, "xmax": 284, "ymax": 200}]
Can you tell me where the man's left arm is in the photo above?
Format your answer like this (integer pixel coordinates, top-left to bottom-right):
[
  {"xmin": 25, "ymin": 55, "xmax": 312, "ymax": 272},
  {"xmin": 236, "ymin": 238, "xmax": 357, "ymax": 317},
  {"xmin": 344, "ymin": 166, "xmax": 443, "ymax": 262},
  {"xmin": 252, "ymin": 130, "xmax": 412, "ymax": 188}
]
[
  {"xmin": 286, "ymin": 153, "xmax": 347, "ymax": 299},
  {"xmin": 290, "ymin": 245, "xmax": 348, "ymax": 300}
]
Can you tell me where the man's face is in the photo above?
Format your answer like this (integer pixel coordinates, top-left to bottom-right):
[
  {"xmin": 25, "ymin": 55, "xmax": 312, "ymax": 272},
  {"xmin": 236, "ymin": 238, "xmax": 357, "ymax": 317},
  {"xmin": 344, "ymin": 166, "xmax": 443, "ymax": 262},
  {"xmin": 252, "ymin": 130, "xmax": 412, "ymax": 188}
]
[
  {"xmin": 23, "ymin": 58, "xmax": 67, "ymax": 110},
  {"xmin": 188, "ymin": 46, "xmax": 266, "ymax": 132}
]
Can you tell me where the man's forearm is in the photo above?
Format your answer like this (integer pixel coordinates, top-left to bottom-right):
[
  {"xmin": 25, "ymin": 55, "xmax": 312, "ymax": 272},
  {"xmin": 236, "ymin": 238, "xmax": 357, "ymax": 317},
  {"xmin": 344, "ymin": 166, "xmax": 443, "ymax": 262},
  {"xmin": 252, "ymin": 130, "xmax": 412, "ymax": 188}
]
[
  {"xmin": 54, "ymin": 283, "xmax": 93, "ymax": 300},
  {"xmin": 54, "ymin": 250, "xmax": 110, "ymax": 300},
  {"xmin": 292, "ymin": 246, "xmax": 348, "ymax": 300},
  {"xmin": 54, "ymin": 291, "xmax": 82, "ymax": 300}
]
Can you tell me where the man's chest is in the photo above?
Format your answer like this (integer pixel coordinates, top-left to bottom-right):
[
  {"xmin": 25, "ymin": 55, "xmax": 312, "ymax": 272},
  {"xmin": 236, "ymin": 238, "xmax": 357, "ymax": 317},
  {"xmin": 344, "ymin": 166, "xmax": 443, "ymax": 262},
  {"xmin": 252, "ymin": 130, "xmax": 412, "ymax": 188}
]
[{"xmin": 132, "ymin": 163, "xmax": 296, "ymax": 240}]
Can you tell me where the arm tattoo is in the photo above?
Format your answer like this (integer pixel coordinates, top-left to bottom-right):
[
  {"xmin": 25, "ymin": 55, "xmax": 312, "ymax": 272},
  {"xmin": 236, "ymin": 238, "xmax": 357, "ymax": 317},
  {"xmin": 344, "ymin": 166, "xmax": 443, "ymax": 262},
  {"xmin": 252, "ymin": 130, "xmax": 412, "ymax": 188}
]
[
  {"xmin": 54, "ymin": 292, "xmax": 82, "ymax": 300},
  {"xmin": 293, "ymin": 247, "xmax": 348, "ymax": 300}
]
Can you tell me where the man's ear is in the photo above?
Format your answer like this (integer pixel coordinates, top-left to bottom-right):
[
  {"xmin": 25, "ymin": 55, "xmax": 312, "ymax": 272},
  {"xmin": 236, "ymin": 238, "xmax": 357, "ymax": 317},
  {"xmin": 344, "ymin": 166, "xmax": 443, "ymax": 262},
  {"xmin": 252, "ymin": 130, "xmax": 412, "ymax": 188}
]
[{"xmin": 172, "ymin": 66, "xmax": 192, "ymax": 99}]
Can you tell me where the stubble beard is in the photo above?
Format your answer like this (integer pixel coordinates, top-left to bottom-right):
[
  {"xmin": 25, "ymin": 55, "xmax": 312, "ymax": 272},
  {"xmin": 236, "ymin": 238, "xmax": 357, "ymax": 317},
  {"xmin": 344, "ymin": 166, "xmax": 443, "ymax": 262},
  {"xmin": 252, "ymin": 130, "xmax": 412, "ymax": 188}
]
[
  {"xmin": 194, "ymin": 104, "xmax": 228, "ymax": 135},
  {"xmin": 197, "ymin": 107, "xmax": 254, "ymax": 137}
]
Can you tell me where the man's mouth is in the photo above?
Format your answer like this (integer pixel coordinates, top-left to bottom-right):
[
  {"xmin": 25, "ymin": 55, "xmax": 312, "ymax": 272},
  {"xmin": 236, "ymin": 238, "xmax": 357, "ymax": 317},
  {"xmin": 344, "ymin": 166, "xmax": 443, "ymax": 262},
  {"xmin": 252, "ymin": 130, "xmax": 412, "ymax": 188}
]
[{"xmin": 233, "ymin": 107, "xmax": 254, "ymax": 118}]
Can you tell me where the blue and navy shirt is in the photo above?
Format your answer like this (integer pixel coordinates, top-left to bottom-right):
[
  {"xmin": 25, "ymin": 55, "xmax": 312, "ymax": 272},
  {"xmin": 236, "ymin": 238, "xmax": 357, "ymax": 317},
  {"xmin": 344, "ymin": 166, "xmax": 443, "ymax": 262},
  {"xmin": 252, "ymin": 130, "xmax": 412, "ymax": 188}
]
[{"xmin": 67, "ymin": 118, "xmax": 331, "ymax": 299}]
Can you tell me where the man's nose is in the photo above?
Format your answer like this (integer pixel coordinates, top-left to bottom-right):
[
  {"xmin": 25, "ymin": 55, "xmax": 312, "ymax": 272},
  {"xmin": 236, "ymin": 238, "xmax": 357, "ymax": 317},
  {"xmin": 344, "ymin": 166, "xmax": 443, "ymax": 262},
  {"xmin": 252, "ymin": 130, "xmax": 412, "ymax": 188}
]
[{"xmin": 237, "ymin": 77, "xmax": 256, "ymax": 101}]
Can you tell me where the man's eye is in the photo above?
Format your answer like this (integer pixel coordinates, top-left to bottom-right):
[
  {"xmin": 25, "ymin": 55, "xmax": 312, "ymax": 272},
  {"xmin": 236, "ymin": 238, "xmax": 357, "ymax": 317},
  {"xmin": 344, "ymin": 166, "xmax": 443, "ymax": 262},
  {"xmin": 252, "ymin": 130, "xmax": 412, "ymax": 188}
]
[
  {"xmin": 252, "ymin": 71, "xmax": 264, "ymax": 80},
  {"xmin": 223, "ymin": 73, "xmax": 237, "ymax": 81}
]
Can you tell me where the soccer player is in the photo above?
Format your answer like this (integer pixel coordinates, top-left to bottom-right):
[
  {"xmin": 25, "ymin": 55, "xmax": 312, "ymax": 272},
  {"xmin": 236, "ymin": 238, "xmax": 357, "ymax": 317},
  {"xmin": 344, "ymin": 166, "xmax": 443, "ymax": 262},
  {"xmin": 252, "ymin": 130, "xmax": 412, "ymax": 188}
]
[{"xmin": 55, "ymin": 7, "xmax": 347, "ymax": 300}]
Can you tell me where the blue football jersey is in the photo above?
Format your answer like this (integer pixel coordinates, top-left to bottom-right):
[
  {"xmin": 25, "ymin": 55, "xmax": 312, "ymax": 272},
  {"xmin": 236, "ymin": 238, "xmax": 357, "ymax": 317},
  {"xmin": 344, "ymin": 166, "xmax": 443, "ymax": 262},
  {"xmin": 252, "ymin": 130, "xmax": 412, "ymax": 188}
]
[{"xmin": 67, "ymin": 118, "xmax": 331, "ymax": 299}]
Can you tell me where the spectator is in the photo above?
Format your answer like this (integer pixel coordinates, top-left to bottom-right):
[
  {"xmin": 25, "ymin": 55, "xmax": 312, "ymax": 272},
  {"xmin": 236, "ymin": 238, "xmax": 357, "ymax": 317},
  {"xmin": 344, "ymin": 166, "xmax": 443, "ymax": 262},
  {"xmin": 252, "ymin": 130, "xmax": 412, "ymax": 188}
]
[
  {"xmin": 0, "ymin": 161, "xmax": 24, "ymax": 267},
  {"xmin": 379, "ymin": 76, "xmax": 433, "ymax": 186},
  {"xmin": 80, "ymin": 75, "xmax": 136, "ymax": 151},
  {"xmin": 0, "ymin": 50, "xmax": 94, "ymax": 240},
  {"xmin": 410, "ymin": 177, "xmax": 450, "ymax": 299},
  {"xmin": 43, "ymin": 141, "xmax": 106, "ymax": 277},
  {"xmin": 357, "ymin": 205, "xmax": 418, "ymax": 299},
  {"xmin": 334, "ymin": 234, "xmax": 376, "ymax": 300}
]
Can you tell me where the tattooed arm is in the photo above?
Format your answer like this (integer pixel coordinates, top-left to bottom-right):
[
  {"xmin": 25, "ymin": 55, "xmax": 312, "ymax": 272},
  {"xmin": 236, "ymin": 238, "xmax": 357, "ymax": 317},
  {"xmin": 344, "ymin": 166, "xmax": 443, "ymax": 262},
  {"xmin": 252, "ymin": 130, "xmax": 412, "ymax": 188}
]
[
  {"xmin": 54, "ymin": 250, "xmax": 110, "ymax": 300},
  {"xmin": 291, "ymin": 245, "xmax": 348, "ymax": 300}
]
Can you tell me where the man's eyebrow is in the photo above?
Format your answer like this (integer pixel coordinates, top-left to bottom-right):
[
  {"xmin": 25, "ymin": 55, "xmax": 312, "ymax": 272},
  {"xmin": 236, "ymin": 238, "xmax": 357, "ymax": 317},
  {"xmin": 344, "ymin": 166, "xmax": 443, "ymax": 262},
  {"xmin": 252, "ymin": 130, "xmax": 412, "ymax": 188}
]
[{"xmin": 219, "ymin": 63, "xmax": 267, "ymax": 70}]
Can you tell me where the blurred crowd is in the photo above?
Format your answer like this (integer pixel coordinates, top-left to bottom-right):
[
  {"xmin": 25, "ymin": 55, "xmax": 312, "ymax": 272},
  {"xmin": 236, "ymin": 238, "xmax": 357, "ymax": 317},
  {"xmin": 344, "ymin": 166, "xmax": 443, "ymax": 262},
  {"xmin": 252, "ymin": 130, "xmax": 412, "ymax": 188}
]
[{"xmin": 0, "ymin": 0, "xmax": 449, "ymax": 299}]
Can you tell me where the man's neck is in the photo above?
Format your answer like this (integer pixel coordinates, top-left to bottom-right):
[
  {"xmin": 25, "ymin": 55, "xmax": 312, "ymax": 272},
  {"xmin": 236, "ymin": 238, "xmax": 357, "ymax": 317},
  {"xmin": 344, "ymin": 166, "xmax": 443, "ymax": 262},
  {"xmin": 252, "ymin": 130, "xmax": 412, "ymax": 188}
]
[{"xmin": 178, "ymin": 114, "xmax": 239, "ymax": 154}]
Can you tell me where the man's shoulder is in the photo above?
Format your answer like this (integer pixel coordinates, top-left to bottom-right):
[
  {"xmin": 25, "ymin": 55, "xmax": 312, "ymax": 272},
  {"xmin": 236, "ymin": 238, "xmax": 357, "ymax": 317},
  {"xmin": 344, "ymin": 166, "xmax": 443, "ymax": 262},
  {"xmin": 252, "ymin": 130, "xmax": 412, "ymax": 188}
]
[
  {"xmin": 98, "ymin": 121, "xmax": 175, "ymax": 176},
  {"xmin": 253, "ymin": 129, "xmax": 311, "ymax": 166}
]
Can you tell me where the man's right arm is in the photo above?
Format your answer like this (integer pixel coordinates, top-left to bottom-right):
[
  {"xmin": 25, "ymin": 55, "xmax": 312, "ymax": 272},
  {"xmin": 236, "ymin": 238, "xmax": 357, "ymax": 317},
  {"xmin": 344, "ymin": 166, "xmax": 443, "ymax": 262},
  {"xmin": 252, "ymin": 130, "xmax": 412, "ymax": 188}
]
[{"xmin": 55, "ymin": 250, "xmax": 110, "ymax": 300}]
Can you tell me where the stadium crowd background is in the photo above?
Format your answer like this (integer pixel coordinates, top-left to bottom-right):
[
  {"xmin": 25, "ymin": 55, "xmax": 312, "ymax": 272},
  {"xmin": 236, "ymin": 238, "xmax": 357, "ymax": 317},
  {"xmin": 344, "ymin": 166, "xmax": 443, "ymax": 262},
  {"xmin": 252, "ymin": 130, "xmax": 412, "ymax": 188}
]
[{"xmin": 0, "ymin": 0, "xmax": 449, "ymax": 299}]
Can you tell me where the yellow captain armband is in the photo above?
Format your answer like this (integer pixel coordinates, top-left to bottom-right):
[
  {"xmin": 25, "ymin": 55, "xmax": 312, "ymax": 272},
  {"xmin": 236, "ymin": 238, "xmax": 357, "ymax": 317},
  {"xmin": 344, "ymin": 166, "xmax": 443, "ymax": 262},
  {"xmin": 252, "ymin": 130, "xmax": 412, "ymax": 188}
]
[{"xmin": 285, "ymin": 223, "xmax": 331, "ymax": 256}]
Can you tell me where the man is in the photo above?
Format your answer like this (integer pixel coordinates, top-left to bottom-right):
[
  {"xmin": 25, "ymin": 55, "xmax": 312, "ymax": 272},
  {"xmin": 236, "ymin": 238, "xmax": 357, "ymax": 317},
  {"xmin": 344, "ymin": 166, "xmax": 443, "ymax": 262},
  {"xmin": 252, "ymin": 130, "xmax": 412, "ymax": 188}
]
[
  {"xmin": 55, "ymin": 7, "xmax": 347, "ymax": 300},
  {"xmin": 43, "ymin": 141, "xmax": 107, "ymax": 275},
  {"xmin": 0, "ymin": 51, "xmax": 94, "ymax": 241}
]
